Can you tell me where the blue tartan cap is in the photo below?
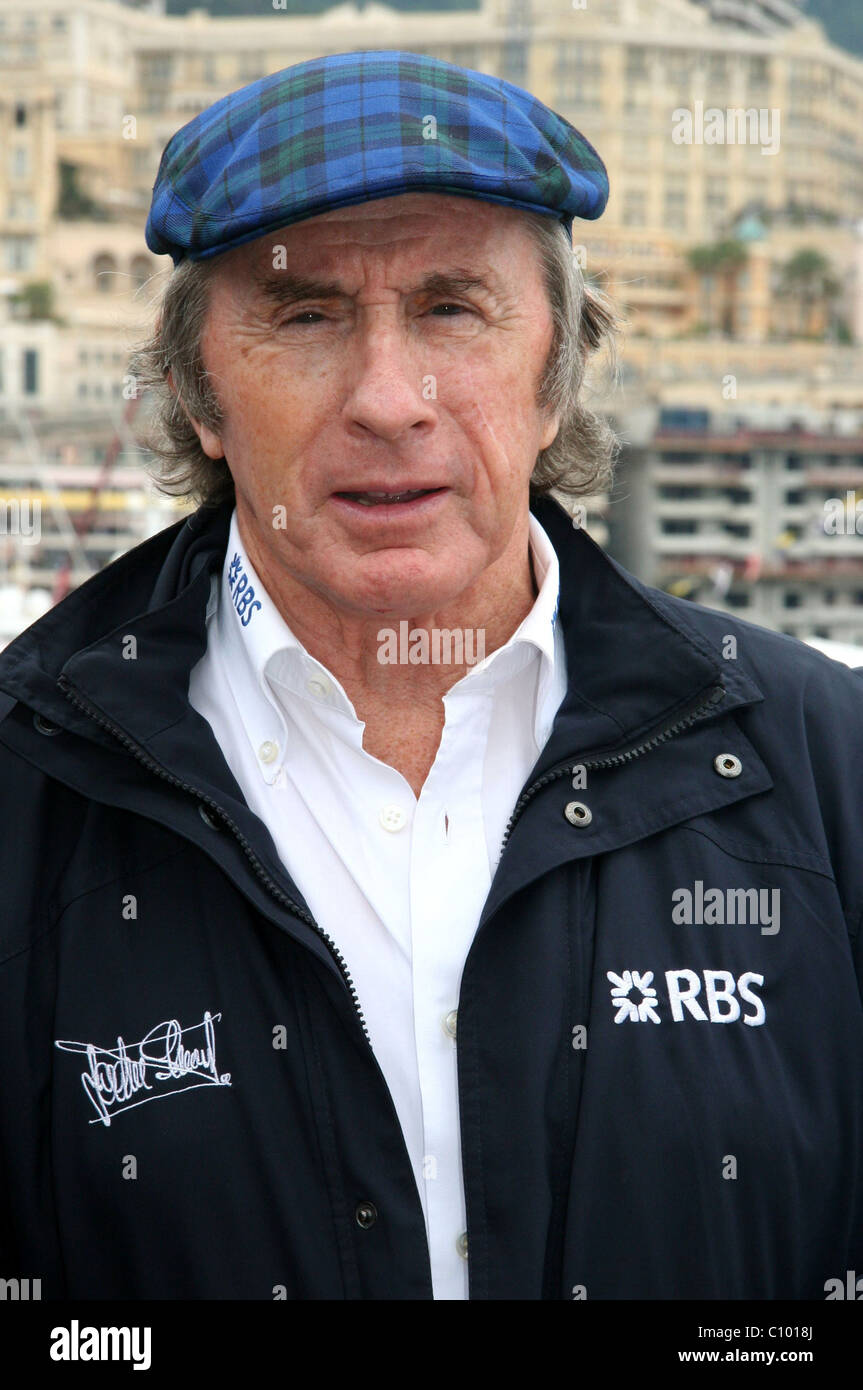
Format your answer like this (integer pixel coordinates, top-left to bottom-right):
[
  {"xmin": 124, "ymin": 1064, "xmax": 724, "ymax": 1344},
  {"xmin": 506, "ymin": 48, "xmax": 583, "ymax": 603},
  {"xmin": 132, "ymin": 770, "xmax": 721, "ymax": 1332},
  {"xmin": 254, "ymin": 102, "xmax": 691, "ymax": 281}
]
[{"xmin": 145, "ymin": 49, "xmax": 609, "ymax": 265}]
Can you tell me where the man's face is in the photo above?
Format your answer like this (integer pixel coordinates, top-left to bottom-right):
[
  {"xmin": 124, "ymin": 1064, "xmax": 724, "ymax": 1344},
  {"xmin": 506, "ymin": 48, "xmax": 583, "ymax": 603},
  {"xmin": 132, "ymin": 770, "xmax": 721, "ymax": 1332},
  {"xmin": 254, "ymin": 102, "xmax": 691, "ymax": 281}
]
[{"xmin": 190, "ymin": 192, "xmax": 561, "ymax": 618}]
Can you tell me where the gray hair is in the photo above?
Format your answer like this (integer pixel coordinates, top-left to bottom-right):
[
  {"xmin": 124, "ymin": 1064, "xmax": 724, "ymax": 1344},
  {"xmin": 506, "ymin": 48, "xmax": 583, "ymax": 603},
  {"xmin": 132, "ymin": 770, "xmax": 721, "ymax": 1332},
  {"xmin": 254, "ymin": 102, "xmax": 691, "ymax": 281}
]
[{"xmin": 130, "ymin": 209, "xmax": 620, "ymax": 509}]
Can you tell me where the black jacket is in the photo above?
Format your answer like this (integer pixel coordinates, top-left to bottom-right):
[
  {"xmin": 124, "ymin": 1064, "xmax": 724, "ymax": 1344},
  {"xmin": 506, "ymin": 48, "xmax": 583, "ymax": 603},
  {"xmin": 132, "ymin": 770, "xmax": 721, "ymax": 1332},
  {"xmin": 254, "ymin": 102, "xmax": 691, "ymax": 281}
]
[{"xmin": 0, "ymin": 494, "xmax": 861, "ymax": 1299}]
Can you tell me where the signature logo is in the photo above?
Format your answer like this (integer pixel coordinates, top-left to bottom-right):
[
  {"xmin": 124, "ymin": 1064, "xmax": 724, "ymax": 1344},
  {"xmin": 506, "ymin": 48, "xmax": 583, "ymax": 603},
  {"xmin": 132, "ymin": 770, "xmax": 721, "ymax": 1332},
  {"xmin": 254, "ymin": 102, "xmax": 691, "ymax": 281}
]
[{"xmin": 55, "ymin": 1010, "xmax": 231, "ymax": 1127}]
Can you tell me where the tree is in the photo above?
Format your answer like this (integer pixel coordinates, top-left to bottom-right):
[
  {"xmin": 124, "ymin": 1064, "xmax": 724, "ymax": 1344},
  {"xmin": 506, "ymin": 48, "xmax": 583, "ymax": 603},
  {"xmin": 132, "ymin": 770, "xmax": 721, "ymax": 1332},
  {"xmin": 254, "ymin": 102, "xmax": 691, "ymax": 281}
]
[
  {"xmin": 56, "ymin": 161, "xmax": 110, "ymax": 221},
  {"xmin": 11, "ymin": 281, "xmax": 55, "ymax": 321},
  {"xmin": 776, "ymin": 248, "xmax": 841, "ymax": 337},
  {"xmin": 687, "ymin": 240, "xmax": 749, "ymax": 335}
]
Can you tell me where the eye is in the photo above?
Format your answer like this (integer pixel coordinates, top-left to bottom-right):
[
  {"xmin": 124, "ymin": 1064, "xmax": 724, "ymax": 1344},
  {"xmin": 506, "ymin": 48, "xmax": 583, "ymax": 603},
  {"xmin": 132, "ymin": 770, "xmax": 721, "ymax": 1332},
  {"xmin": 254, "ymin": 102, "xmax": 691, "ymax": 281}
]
[
  {"xmin": 428, "ymin": 302, "xmax": 468, "ymax": 316},
  {"xmin": 277, "ymin": 309, "xmax": 328, "ymax": 326}
]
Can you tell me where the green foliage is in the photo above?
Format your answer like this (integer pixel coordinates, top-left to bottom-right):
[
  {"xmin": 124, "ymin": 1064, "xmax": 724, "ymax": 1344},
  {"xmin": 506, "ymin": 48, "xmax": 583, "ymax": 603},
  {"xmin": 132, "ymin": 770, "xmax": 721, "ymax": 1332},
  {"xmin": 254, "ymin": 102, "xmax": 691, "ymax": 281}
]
[
  {"xmin": 687, "ymin": 239, "xmax": 748, "ymax": 273},
  {"xmin": 57, "ymin": 161, "xmax": 111, "ymax": 221},
  {"xmin": 11, "ymin": 281, "xmax": 55, "ymax": 320}
]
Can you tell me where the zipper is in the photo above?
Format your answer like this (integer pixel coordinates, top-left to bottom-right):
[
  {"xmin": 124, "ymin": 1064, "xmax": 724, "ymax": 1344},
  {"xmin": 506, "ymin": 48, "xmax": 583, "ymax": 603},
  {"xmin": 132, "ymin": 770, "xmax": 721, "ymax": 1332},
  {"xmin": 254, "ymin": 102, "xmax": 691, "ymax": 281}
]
[
  {"xmin": 499, "ymin": 682, "xmax": 728, "ymax": 858},
  {"xmin": 56, "ymin": 673, "xmax": 372, "ymax": 1045}
]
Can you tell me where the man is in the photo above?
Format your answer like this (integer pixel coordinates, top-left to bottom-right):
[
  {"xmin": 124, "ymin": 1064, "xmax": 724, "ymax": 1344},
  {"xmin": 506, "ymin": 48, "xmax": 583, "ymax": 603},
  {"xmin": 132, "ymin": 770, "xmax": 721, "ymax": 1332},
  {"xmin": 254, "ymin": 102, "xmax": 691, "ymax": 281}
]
[{"xmin": 0, "ymin": 49, "xmax": 861, "ymax": 1302}]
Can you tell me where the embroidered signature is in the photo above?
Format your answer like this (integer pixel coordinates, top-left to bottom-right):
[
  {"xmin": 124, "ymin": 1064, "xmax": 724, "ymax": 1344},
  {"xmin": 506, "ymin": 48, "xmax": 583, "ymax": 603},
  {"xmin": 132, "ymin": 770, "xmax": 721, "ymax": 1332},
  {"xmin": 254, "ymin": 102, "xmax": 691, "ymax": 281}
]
[{"xmin": 55, "ymin": 1010, "xmax": 231, "ymax": 1127}]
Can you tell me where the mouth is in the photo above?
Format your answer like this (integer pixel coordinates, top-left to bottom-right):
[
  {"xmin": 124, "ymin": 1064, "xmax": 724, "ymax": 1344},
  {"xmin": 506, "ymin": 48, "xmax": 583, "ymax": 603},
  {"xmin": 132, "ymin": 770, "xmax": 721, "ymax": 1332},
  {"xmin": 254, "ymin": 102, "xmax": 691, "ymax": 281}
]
[{"xmin": 333, "ymin": 487, "xmax": 447, "ymax": 508}]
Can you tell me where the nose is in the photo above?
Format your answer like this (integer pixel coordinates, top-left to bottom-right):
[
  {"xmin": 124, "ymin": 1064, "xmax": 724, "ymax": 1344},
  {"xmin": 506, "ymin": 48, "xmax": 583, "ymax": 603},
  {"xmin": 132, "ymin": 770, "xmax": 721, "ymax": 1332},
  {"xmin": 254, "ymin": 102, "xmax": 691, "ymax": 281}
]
[{"xmin": 342, "ymin": 317, "xmax": 437, "ymax": 443}]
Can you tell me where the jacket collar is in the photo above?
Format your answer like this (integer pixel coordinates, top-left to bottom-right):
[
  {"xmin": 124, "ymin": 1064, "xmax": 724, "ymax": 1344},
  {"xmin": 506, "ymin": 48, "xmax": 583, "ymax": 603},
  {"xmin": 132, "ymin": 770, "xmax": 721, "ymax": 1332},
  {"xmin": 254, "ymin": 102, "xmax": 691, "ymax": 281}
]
[{"xmin": 0, "ymin": 492, "xmax": 764, "ymax": 777}]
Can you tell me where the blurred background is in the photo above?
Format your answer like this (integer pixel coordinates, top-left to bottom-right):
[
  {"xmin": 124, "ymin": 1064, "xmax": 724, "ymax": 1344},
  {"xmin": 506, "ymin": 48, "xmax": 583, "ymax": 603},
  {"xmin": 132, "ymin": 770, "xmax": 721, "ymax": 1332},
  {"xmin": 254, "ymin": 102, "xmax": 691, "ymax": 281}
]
[{"xmin": 2, "ymin": 0, "xmax": 863, "ymax": 663}]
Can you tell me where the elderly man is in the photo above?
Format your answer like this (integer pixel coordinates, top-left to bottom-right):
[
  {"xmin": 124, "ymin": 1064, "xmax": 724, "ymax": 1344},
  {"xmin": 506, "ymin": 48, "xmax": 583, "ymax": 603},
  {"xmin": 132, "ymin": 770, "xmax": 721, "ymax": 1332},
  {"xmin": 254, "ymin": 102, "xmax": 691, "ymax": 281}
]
[{"xmin": 0, "ymin": 50, "xmax": 861, "ymax": 1303}]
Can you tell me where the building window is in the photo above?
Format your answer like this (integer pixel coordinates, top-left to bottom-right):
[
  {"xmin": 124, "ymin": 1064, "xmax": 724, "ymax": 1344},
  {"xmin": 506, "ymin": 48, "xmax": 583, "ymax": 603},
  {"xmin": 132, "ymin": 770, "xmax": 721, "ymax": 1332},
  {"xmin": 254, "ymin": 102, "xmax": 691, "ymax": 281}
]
[
  {"xmin": 748, "ymin": 57, "xmax": 769, "ymax": 88},
  {"xmin": 445, "ymin": 45, "xmax": 478, "ymax": 70},
  {"xmin": 663, "ymin": 181, "xmax": 688, "ymax": 231},
  {"xmin": 707, "ymin": 54, "xmax": 727, "ymax": 82},
  {"xmin": 659, "ymin": 485, "xmax": 701, "ymax": 500},
  {"xmin": 141, "ymin": 54, "xmax": 173, "ymax": 82},
  {"xmin": 14, "ymin": 103, "xmax": 26, "ymax": 127},
  {"xmin": 5, "ymin": 237, "xmax": 32, "ymax": 270},
  {"xmin": 11, "ymin": 146, "xmax": 29, "ymax": 178},
  {"xmin": 501, "ymin": 40, "xmax": 527, "ymax": 86},
  {"xmin": 706, "ymin": 181, "xmax": 728, "ymax": 217},
  {"xmin": 663, "ymin": 50, "xmax": 691, "ymax": 87},
  {"xmin": 130, "ymin": 254, "xmax": 152, "ymax": 290},
  {"xmin": 623, "ymin": 189, "xmax": 647, "ymax": 227},
  {"xmin": 625, "ymin": 46, "xmax": 648, "ymax": 81},
  {"xmin": 8, "ymin": 193, "xmax": 34, "ymax": 221},
  {"xmin": 782, "ymin": 592, "xmax": 802, "ymax": 609},
  {"xmin": 22, "ymin": 348, "xmax": 38, "ymax": 395},
  {"xmin": 92, "ymin": 252, "xmax": 117, "ymax": 293}
]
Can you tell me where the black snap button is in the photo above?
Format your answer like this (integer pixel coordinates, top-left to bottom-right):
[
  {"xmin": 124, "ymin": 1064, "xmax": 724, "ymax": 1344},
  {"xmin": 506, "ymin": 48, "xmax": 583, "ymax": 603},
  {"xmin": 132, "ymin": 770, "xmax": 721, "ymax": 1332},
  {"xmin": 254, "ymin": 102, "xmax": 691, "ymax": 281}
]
[
  {"xmin": 355, "ymin": 1201, "xmax": 378, "ymax": 1230},
  {"xmin": 198, "ymin": 803, "xmax": 221, "ymax": 829},
  {"xmin": 33, "ymin": 712, "xmax": 62, "ymax": 736}
]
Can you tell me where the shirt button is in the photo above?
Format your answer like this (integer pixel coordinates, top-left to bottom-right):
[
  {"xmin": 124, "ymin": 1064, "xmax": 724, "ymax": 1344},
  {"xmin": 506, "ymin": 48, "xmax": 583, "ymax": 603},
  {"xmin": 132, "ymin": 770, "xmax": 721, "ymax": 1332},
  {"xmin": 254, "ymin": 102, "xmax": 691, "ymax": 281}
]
[
  {"xmin": 258, "ymin": 740, "xmax": 279, "ymax": 764},
  {"xmin": 379, "ymin": 805, "xmax": 407, "ymax": 832},
  {"xmin": 443, "ymin": 1009, "xmax": 458, "ymax": 1039},
  {"xmin": 306, "ymin": 675, "xmax": 331, "ymax": 699},
  {"xmin": 456, "ymin": 1231, "xmax": 468, "ymax": 1260}
]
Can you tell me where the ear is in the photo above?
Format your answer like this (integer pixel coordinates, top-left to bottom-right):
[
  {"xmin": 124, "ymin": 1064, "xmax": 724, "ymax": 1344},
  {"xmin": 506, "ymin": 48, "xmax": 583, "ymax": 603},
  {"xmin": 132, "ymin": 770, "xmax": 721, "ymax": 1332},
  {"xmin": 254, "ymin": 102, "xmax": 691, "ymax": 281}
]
[
  {"xmin": 166, "ymin": 369, "xmax": 225, "ymax": 459},
  {"xmin": 539, "ymin": 410, "xmax": 562, "ymax": 452}
]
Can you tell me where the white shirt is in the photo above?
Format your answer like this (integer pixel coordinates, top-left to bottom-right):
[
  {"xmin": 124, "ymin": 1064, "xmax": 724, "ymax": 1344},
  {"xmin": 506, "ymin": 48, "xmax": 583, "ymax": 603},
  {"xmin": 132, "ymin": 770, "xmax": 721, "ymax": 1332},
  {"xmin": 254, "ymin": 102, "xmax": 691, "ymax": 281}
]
[{"xmin": 188, "ymin": 508, "xmax": 567, "ymax": 1299}]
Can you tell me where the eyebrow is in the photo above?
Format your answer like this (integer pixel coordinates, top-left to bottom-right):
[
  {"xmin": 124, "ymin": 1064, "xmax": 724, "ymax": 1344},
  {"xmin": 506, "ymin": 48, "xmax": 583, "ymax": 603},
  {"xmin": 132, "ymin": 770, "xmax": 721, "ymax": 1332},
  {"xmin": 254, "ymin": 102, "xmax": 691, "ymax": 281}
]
[{"xmin": 248, "ymin": 267, "xmax": 504, "ymax": 309}]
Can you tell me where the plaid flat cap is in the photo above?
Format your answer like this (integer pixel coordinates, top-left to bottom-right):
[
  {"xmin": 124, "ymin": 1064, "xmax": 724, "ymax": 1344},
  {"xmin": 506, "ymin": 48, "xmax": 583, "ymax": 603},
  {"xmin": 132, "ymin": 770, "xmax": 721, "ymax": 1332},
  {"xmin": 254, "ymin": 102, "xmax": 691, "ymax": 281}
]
[{"xmin": 145, "ymin": 49, "xmax": 609, "ymax": 265}]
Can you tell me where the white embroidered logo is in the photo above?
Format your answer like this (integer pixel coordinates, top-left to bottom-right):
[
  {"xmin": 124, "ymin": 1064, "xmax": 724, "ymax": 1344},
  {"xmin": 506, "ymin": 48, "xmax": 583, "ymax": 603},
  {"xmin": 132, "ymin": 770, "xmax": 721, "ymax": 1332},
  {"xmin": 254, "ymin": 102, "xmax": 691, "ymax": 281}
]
[
  {"xmin": 55, "ymin": 1010, "xmax": 231, "ymax": 1126},
  {"xmin": 607, "ymin": 969, "xmax": 766, "ymax": 1026},
  {"xmin": 607, "ymin": 970, "xmax": 661, "ymax": 1024}
]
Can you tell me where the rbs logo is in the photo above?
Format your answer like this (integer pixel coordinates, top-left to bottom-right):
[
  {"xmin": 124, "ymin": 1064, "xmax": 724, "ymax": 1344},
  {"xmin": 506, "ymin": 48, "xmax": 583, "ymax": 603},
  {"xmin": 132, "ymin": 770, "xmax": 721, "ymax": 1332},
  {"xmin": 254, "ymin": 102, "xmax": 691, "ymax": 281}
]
[{"xmin": 608, "ymin": 968, "xmax": 765, "ymax": 1026}]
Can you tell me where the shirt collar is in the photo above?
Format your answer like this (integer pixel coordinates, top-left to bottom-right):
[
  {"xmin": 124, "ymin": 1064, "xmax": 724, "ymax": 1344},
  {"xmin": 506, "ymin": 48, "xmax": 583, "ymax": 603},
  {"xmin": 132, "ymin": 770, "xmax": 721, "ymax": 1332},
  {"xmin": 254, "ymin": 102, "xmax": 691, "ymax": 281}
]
[{"xmin": 214, "ymin": 506, "xmax": 564, "ymax": 782}]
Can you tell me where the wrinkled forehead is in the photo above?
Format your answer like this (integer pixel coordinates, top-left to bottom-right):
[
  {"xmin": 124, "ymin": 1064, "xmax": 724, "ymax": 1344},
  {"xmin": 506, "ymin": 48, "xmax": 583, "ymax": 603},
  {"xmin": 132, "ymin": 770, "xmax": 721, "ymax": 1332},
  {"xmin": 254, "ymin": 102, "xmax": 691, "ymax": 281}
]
[{"xmin": 210, "ymin": 192, "xmax": 544, "ymax": 290}]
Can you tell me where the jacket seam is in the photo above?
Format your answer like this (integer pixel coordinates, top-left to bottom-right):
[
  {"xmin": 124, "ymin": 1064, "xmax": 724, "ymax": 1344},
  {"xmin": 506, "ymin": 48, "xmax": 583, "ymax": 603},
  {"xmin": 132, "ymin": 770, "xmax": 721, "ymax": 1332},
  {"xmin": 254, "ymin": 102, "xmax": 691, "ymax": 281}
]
[
  {"xmin": 584, "ymin": 784, "xmax": 765, "ymax": 853},
  {"xmin": 677, "ymin": 824, "xmax": 835, "ymax": 878},
  {"xmin": 0, "ymin": 844, "xmax": 192, "ymax": 970},
  {"xmin": 294, "ymin": 967, "xmax": 360, "ymax": 1298},
  {"xmin": 679, "ymin": 823, "xmax": 863, "ymax": 937},
  {"xmin": 467, "ymin": 993, "xmax": 488, "ymax": 1300},
  {"xmin": 546, "ymin": 869, "xmax": 575, "ymax": 1299},
  {"xmin": 847, "ymin": 900, "xmax": 863, "ymax": 942}
]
